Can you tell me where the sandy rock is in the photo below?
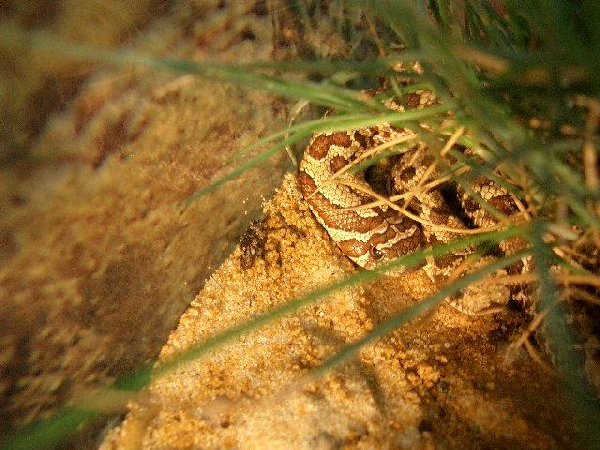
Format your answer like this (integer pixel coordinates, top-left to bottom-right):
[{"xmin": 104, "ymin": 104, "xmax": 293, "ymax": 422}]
[
  {"xmin": 101, "ymin": 174, "xmax": 567, "ymax": 450},
  {"xmin": 0, "ymin": 1, "xmax": 291, "ymax": 432}
]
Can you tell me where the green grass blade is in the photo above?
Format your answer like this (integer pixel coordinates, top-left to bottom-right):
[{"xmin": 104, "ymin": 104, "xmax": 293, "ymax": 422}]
[
  {"xmin": 0, "ymin": 25, "xmax": 375, "ymax": 113},
  {"xmin": 183, "ymin": 105, "xmax": 451, "ymax": 205},
  {"xmin": 530, "ymin": 222, "xmax": 600, "ymax": 449},
  {"xmin": 313, "ymin": 248, "xmax": 530, "ymax": 377},
  {"xmin": 0, "ymin": 409, "xmax": 98, "ymax": 450}
]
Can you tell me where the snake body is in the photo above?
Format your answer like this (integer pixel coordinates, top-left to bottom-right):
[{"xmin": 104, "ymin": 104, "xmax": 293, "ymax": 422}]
[{"xmin": 299, "ymin": 91, "xmax": 528, "ymax": 314}]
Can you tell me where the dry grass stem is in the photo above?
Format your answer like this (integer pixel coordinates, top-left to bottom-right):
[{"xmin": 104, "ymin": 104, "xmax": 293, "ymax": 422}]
[
  {"xmin": 568, "ymin": 287, "xmax": 600, "ymax": 306},
  {"xmin": 402, "ymin": 209, "xmax": 500, "ymax": 234},
  {"xmin": 331, "ymin": 178, "xmax": 501, "ymax": 234},
  {"xmin": 455, "ymin": 44, "xmax": 509, "ymax": 73},
  {"xmin": 505, "ymin": 307, "xmax": 556, "ymax": 375},
  {"xmin": 445, "ymin": 253, "xmax": 481, "ymax": 283},
  {"xmin": 477, "ymin": 271, "xmax": 600, "ymax": 290},
  {"xmin": 479, "ymin": 272, "xmax": 537, "ymax": 286},
  {"xmin": 523, "ymin": 339, "xmax": 557, "ymax": 376},
  {"xmin": 329, "ymin": 134, "xmax": 418, "ymax": 180},
  {"xmin": 284, "ymin": 99, "xmax": 311, "ymax": 167},
  {"xmin": 581, "ymin": 97, "xmax": 600, "ymax": 217},
  {"xmin": 398, "ymin": 129, "xmax": 464, "ymax": 220},
  {"xmin": 561, "ymin": 273, "xmax": 600, "ymax": 288}
]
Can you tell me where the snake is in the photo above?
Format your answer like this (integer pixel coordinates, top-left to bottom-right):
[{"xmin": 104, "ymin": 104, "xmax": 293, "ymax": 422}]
[{"xmin": 298, "ymin": 90, "xmax": 529, "ymax": 314}]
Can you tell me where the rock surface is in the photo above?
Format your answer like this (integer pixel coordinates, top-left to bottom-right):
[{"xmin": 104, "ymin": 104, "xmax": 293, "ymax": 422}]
[
  {"xmin": 101, "ymin": 174, "xmax": 571, "ymax": 450},
  {"xmin": 0, "ymin": 1, "xmax": 291, "ymax": 434}
]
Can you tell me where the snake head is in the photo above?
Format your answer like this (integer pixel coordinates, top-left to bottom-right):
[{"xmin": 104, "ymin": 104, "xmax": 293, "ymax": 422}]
[
  {"xmin": 337, "ymin": 238, "xmax": 391, "ymax": 270},
  {"xmin": 358, "ymin": 243, "xmax": 402, "ymax": 270}
]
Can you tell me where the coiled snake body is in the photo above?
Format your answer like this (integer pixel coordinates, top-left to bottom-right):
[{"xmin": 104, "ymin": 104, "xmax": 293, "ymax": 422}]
[{"xmin": 299, "ymin": 91, "xmax": 528, "ymax": 314}]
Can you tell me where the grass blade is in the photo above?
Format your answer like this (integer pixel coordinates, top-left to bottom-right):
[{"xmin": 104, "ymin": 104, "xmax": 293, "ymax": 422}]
[
  {"xmin": 530, "ymin": 222, "xmax": 600, "ymax": 449},
  {"xmin": 313, "ymin": 249, "xmax": 530, "ymax": 377}
]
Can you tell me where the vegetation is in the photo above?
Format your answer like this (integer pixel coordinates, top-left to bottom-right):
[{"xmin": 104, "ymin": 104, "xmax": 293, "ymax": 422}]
[{"xmin": 2, "ymin": 0, "xmax": 600, "ymax": 448}]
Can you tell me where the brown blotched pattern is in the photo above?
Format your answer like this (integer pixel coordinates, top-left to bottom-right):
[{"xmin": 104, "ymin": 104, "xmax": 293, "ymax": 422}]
[{"xmin": 299, "ymin": 90, "xmax": 530, "ymax": 315}]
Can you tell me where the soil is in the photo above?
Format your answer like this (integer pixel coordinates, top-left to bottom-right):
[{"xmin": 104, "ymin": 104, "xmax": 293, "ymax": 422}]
[
  {"xmin": 1, "ymin": 1, "xmax": 597, "ymax": 449},
  {"xmin": 100, "ymin": 174, "xmax": 577, "ymax": 450}
]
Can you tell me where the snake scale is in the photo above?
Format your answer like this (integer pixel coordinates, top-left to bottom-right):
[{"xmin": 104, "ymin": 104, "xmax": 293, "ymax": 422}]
[{"xmin": 299, "ymin": 90, "xmax": 529, "ymax": 314}]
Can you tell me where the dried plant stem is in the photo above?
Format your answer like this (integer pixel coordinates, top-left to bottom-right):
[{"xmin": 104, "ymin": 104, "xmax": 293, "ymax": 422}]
[{"xmin": 327, "ymin": 178, "xmax": 501, "ymax": 234}]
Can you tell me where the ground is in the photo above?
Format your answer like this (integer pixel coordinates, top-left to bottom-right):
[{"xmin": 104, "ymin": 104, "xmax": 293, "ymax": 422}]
[
  {"xmin": 100, "ymin": 174, "xmax": 574, "ymax": 450},
  {"xmin": 0, "ymin": 1, "xmax": 595, "ymax": 449}
]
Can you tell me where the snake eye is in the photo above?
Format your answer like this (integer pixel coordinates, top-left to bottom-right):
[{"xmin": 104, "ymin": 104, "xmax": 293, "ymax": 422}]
[{"xmin": 371, "ymin": 247, "xmax": 384, "ymax": 260}]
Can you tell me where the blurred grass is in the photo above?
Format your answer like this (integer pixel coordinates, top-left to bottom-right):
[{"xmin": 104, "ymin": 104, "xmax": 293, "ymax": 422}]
[
  {"xmin": 0, "ymin": 0, "xmax": 171, "ymax": 163},
  {"xmin": 2, "ymin": 0, "xmax": 600, "ymax": 448}
]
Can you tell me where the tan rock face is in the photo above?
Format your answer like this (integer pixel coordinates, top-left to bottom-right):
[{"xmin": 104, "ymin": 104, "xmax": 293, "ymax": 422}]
[
  {"xmin": 100, "ymin": 175, "xmax": 570, "ymax": 450},
  {"xmin": 0, "ymin": 1, "xmax": 290, "ymax": 434}
]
